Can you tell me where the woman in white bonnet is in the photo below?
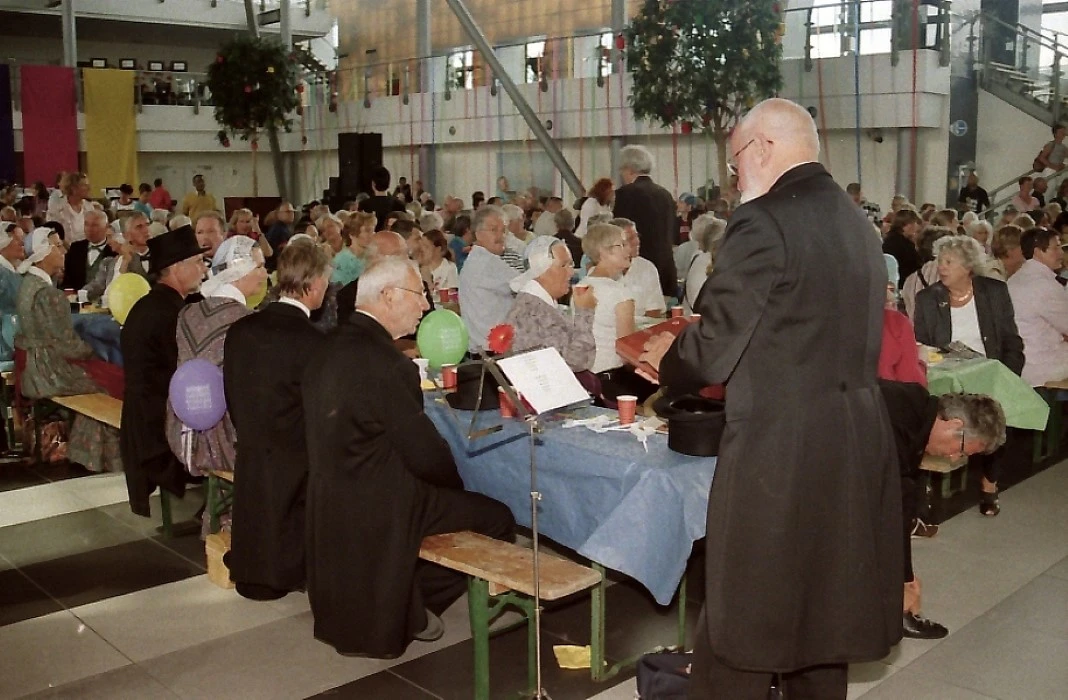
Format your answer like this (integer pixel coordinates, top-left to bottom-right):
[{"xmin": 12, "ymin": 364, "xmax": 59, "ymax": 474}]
[{"xmin": 165, "ymin": 235, "xmax": 267, "ymax": 531}]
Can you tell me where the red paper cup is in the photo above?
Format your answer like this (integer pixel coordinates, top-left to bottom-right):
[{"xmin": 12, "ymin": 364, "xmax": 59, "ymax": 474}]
[
  {"xmin": 449, "ymin": 288, "xmax": 459, "ymax": 303},
  {"xmin": 617, "ymin": 395, "xmax": 638, "ymax": 425},
  {"xmin": 498, "ymin": 387, "xmax": 517, "ymax": 418},
  {"xmin": 670, "ymin": 306, "xmax": 684, "ymax": 318},
  {"xmin": 441, "ymin": 364, "xmax": 457, "ymax": 389},
  {"xmin": 438, "ymin": 288, "xmax": 450, "ymax": 303}
]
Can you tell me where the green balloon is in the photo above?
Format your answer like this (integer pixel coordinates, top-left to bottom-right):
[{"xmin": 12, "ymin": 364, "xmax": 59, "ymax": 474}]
[{"xmin": 417, "ymin": 309, "xmax": 468, "ymax": 368}]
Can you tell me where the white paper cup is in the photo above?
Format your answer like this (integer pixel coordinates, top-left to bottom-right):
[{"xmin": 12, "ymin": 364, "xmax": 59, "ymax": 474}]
[
  {"xmin": 77, "ymin": 289, "xmax": 89, "ymax": 304},
  {"xmin": 413, "ymin": 358, "xmax": 430, "ymax": 382}
]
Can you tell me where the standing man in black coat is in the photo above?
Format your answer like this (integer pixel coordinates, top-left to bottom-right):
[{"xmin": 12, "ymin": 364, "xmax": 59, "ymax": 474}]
[
  {"xmin": 224, "ymin": 241, "xmax": 331, "ymax": 600},
  {"xmin": 303, "ymin": 257, "xmax": 515, "ymax": 658},
  {"xmin": 120, "ymin": 226, "xmax": 207, "ymax": 518},
  {"xmin": 612, "ymin": 144, "xmax": 678, "ymax": 297},
  {"xmin": 642, "ymin": 99, "xmax": 902, "ymax": 699}
]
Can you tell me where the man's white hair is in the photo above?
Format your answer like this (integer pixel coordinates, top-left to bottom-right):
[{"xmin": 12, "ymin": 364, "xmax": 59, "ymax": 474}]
[
  {"xmin": 84, "ymin": 208, "xmax": 108, "ymax": 225},
  {"xmin": 741, "ymin": 98, "xmax": 820, "ymax": 158},
  {"xmin": 419, "ymin": 211, "xmax": 444, "ymax": 232},
  {"xmin": 355, "ymin": 256, "xmax": 420, "ymax": 306},
  {"xmin": 151, "ymin": 209, "xmax": 169, "ymax": 224},
  {"xmin": 620, "ymin": 145, "xmax": 654, "ymax": 175},
  {"xmin": 169, "ymin": 214, "xmax": 191, "ymax": 230},
  {"xmin": 123, "ymin": 211, "xmax": 148, "ymax": 232},
  {"xmin": 501, "ymin": 204, "xmax": 524, "ymax": 224},
  {"xmin": 472, "ymin": 204, "xmax": 505, "ymax": 233}
]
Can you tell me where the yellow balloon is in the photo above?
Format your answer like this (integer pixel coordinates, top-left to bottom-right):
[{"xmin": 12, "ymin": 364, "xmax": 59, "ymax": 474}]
[
  {"xmin": 109, "ymin": 273, "xmax": 151, "ymax": 325},
  {"xmin": 246, "ymin": 279, "xmax": 268, "ymax": 309}
]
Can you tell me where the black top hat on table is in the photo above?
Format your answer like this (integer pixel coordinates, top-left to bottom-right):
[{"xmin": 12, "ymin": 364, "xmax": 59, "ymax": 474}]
[
  {"xmin": 652, "ymin": 393, "xmax": 726, "ymax": 457},
  {"xmin": 445, "ymin": 361, "xmax": 501, "ymax": 411},
  {"xmin": 146, "ymin": 225, "xmax": 209, "ymax": 271}
]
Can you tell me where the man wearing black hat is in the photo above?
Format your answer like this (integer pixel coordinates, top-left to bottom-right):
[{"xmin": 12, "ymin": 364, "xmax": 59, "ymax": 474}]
[{"xmin": 120, "ymin": 225, "xmax": 208, "ymax": 518}]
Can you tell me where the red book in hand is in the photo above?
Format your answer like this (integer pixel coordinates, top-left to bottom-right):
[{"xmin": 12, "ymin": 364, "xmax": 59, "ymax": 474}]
[{"xmin": 615, "ymin": 317, "xmax": 696, "ymax": 381}]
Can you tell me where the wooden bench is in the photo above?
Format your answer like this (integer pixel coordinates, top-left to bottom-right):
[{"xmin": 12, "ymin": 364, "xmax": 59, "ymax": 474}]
[
  {"xmin": 419, "ymin": 531, "xmax": 601, "ymax": 700},
  {"xmin": 1034, "ymin": 380, "xmax": 1068, "ymax": 462},
  {"xmin": 46, "ymin": 393, "xmax": 183, "ymax": 537},
  {"xmin": 206, "ymin": 469, "xmax": 234, "ymax": 534}
]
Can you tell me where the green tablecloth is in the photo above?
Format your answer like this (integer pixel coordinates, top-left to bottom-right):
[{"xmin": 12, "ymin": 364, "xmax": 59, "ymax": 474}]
[{"xmin": 926, "ymin": 358, "xmax": 1049, "ymax": 430}]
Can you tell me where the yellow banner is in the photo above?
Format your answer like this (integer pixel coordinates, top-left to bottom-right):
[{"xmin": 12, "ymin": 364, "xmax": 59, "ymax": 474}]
[{"xmin": 83, "ymin": 68, "xmax": 138, "ymax": 190}]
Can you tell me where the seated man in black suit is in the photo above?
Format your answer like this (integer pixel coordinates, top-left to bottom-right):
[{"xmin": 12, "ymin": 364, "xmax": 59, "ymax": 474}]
[
  {"xmin": 303, "ymin": 257, "xmax": 514, "ymax": 659},
  {"xmin": 65, "ymin": 209, "xmax": 119, "ymax": 291},
  {"xmin": 224, "ymin": 240, "xmax": 332, "ymax": 601},
  {"xmin": 879, "ymin": 380, "xmax": 1006, "ymax": 640}
]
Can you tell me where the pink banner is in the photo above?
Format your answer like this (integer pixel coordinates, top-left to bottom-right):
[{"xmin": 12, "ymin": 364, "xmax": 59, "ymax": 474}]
[{"xmin": 21, "ymin": 65, "xmax": 78, "ymax": 184}]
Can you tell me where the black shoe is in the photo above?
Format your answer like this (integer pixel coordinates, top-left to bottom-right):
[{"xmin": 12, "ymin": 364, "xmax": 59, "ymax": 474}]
[
  {"xmin": 234, "ymin": 582, "xmax": 289, "ymax": 601},
  {"xmin": 979, "ymin": 488, "xmax": 1000, "ymax": 517},
  {"xmin": 902, "ymin": 612, "xmax": 949, "ymax": 639},
  {"xmin": 413, "ymin": 609, "xmax": 444, "ymax": 642}
]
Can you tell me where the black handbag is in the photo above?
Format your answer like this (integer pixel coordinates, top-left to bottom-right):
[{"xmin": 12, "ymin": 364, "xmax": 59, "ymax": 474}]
[
  {"xmin": 636, "ymin": 651, "xmax": 691, "ymax": 700},
  {"xmin": 637, "ymin": 650, "xmax": 784, "ymax": 699}
]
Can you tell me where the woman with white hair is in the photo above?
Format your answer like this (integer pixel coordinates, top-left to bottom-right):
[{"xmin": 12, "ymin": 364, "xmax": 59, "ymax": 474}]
[
  {"xmin": 166, "ymin": 236, "xmax": 267, "ymax": 498},
  {"xmin": 913, "ymin": 234, "xmax": 1022, "ymax": 517},
  {"xmin": 966, "ymin": 218, "xmax": 993, "ymax": 255},
  {"xmin": 682, "ymin": 214, "xmax": 727, "ymax": 315},
  {"xmin": 505, "ymin": 236, "xmax": 597, "ymax": 372}
]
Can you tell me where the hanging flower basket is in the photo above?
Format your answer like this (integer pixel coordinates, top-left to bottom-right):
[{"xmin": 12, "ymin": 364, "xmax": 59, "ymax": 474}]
[{"xmin": 207, "ymin": 35, "xmax": 300, "ymax": 144}]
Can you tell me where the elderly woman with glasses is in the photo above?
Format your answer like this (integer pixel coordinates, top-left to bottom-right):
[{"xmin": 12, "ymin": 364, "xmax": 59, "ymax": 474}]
[
  {"xmin": 505, "ymin": 236, "xmax": 597, "ymax": 372},
  {"xmin": 913, "ymin": 234, "xmax": 1023, "ymax": 516}
]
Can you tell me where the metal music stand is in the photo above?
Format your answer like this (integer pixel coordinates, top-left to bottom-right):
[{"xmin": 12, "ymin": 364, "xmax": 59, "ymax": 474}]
[{"xmin": 437, "ymin": 349, "xmax": 590, "ymax": 700}]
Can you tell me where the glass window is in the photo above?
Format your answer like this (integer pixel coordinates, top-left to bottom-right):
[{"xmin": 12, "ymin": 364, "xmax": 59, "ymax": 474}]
[
  {"xmin": 525, "ymin": 39, "xmax": 546, "ymax": 83},
  {"xmin": 446, "ymin": 49, "xmax": 473, "ymax": 90}
]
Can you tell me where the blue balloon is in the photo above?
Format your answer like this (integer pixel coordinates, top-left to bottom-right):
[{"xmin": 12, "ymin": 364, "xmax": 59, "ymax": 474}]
[{"xmin": 169, "ymin": 359, "xmax": 227, "ymax": 431}]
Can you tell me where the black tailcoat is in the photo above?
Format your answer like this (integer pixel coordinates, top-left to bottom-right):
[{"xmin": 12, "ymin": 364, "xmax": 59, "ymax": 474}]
[
  {"xmin": 120, "ymin": 284, "xmax": 187, "ymax": 516},
  {"xmin": 65, "ymin": 239, "xmax": 117, "ymax": 291},
  {"xmin": 302, "ymin": 312, "xmax": 513, "ymax": 657},
  {"xmin": 660, "ymin": 163, "xmax": 903, "ymax": 671},
  {"xmin": 224, "ymin": 302, "xmax": 324, "ymax": 592}
]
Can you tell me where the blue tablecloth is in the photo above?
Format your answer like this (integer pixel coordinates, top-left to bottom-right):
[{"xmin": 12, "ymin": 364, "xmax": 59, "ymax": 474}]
[{"xmin": 425, "ymin": 395, "xmax": 716, "ymax": 605}]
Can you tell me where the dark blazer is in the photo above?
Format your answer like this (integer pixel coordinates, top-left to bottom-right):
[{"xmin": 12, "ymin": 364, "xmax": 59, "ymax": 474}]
[
  {"xmin": 119, "ymin": 284, "xmax": 188, "ymax": 517},
  {"xmin": 912, "ymin": 276, "xmax": 1025, "ymax": 375},
  {"xmin": 659, "ymin": 163, "xmax": 902, "ymax": 670},
  {"xmin": 64, "ymin": 239, "xmax": 117, "ymax": 291},
  {"xmin": 224, "ymin": 301, "xmax": 324, "ymax": 593},
  {"xmin": 301, "ymin": 312, "xmax": 464, "ymax": 656},
  {"xmin": 612, "ymin": 175, "xmax": 678, "ymax": 296},
  {"xmin": 882, "ymin": 229, "xmax": 921, "ymax": 288}
]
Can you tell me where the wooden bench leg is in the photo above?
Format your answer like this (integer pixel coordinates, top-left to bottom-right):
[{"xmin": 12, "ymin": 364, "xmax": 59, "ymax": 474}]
[
  {"xmin": 677, "ymin": 573, "xmax": 687, "ymax": 651},
  {"xmin": 467, "ymin": 577, "xmax": 491, "ymax": 700},
  {"xmin": 207, "ymin": 473, "xmax": 220, "ymax": 533},
  {"xmin": 590, "ymin": 563, "xmax": 607, "ymax": 682},
  {"xmin": 160, "ymin": 490, "xmax": 173, "ymax": 537}
]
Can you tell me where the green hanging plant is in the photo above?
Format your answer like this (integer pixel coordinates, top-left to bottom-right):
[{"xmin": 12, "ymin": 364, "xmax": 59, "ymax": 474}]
[{"xmin": 206, "ymin": 35, "xmax": 301, "ymax": 144}]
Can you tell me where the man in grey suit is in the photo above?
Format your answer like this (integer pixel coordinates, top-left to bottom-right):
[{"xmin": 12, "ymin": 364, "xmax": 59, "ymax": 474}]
[
  {"xmin": 84, "ymin": 212, "xmax": 152, "ymax": 304},
  {"xmin": 642, "ymin": 99, "xmax": 902, "ymax": 699},
  {"xmin": 612, "ymin": 145, "xmax": 678, "ymax": 297}
]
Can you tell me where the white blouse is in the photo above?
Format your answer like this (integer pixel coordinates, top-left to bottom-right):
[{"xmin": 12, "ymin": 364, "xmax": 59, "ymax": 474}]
[
  {"xmin": 949, "ymin": 297, "xmax": 987, "ymax": 357},
  {"xmin": 573, "ymin": 272, "xmax": 634, "ymax": 373}
]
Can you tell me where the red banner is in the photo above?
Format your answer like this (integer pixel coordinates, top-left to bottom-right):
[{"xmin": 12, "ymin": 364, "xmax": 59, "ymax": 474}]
[{"xmin": 21, "ymin": 65, "xmax": 78, "ymax": 184}]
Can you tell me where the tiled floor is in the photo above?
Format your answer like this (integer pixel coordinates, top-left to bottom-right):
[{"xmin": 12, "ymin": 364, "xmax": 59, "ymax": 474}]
[{"xmin": 0, "ymin": 456, "xmax": 1065, "ymax": 699}]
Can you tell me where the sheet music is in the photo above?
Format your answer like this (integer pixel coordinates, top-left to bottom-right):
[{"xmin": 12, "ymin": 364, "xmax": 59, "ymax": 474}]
[{"xmin": 496, "ymin": 348, "xmax": 590, "ymax": 414}]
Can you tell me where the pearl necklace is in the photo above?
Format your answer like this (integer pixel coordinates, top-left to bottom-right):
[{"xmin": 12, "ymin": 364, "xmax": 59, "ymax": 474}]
[{"xmin": 950, "ymin": 287, "xmax": 974, "ymax": 304}]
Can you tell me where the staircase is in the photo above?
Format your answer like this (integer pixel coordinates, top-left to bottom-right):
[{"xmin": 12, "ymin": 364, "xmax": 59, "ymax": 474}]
[{"xmin": 967, "ymin": 13, "xmax": 1068, "ymax": 212}]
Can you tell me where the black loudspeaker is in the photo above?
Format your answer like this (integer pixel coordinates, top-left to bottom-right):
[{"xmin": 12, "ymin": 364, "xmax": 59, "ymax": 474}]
[{"xmin": 337, "ymin": 132, "xmax": 383, "ymax": 199}]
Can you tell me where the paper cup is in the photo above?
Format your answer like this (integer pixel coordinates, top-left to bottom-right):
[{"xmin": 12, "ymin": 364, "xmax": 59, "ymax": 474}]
[
  {"xmin": 670, "ymin": 306, "xmax": 684, "ymax": 318},
  {"xmin": 413, "ymin": 358, "xmax": 430, "ymax": 382},
  {"xmin": 438, "ymin": 288, "xmax": 450, "ymax": 303},
  {"xmin": 617, "ymin": 395, "xmax": 638, "ymax": 425},
  {"xmin": 441, "ymin": 364, "xmax": 457, "ymax": 389},
  {"xmin": 498, "ymin": 387, "xmax": 518, "ymax": 418}
]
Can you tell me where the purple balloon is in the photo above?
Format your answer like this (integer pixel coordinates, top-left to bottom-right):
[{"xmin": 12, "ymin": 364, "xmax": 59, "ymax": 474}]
[{"xmin": 168, "ymin": 358, "xmax": 227, "ymax": 431}]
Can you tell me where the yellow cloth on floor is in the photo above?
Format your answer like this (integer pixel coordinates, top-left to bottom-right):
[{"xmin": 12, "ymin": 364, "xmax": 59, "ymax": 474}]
[{"xmin": 553, "ymin": 644, "xmax": 593, "ymax": 670}]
